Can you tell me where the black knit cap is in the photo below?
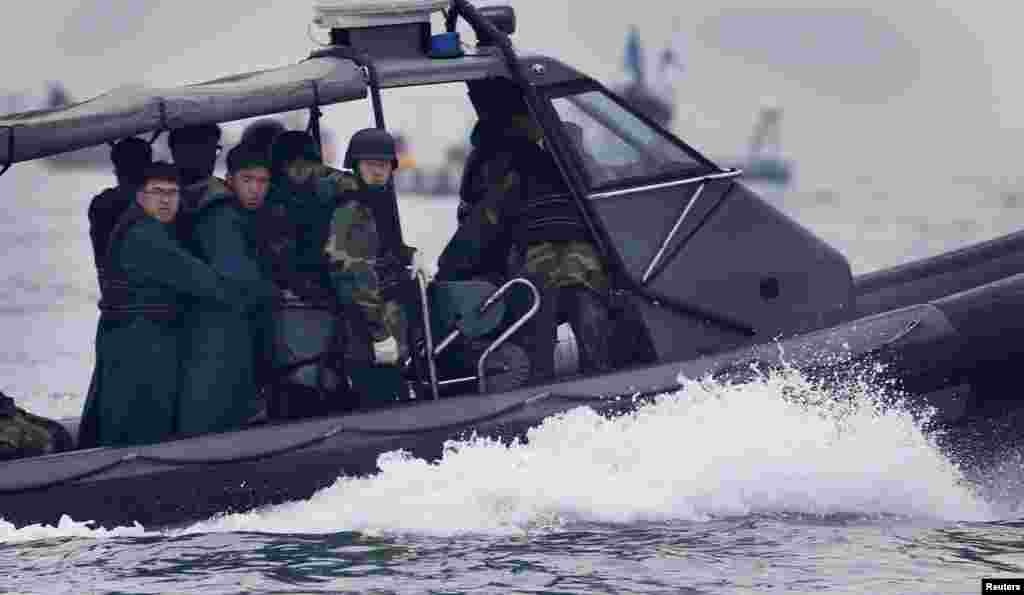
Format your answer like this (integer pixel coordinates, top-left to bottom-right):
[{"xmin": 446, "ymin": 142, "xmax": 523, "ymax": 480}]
[
  {"xmin": 270, "ymin": 130, "xmax": 322, "ymax": 174},
  {"xmin": 168, "ymin": 123, "xmax": 222, "ymax": 148},
  {"xmin": 239, "ymin": 119, "xmax": 286, "ymax": 152},
  {"xmin": 226, "ymin": 143, "xmax": 271, "ymax": 174},
  {"xmin": 140, "ymin": 161, "xmax": 180, "ymax": 185},
  {"xmin": 110, "ymin": 137, "xmax": 152, "ymax": 172}
]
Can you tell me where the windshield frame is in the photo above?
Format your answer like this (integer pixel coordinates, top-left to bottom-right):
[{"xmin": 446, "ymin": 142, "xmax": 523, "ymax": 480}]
[{"xmin": 539, "ymin": 80, "xmax": 722, "ymax": 194}]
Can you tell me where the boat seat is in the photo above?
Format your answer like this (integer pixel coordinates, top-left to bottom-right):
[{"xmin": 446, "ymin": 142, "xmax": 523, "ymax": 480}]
[{"xmin": 404, "ymin": 275, "xmax": 539, "ymax": 398}]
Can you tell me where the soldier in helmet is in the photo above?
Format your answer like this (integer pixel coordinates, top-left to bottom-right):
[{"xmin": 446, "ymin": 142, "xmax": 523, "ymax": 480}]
[
  {"xmin": 269, "ymin": 129, "xmax": 413, "ymax": 378},
  {"xmin": 438, "ymin": 77, "xmax": 613, "ymax": 384},
  {"xmin": 329, "ymin": 127, "xmax": 411, "ymax": 369}
]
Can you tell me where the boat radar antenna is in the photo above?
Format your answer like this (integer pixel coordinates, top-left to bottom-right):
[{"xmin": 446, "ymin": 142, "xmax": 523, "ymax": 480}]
[
  {"xmin": 308, "ymin": 0, "xmax": 453, "ymax": 256},
  {"xmin": 309, "ymin": 0, "xmax": 451, "ymax": 131}
]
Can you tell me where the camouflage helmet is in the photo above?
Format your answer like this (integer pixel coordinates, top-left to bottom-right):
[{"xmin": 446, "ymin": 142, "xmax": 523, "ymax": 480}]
[
  {"xmin": 240, "ymin": 119, "xmax": 287, "ymax": 151},
  {"xmin": 344, "ymin": 128, "xmax": 398, "ymax": 170}
]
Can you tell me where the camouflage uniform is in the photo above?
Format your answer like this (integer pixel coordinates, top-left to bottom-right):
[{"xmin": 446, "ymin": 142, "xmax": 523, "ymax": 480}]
[
  {"xmin": 281, "ymin": 159, "xmax": 407, "ymax": 361},
  {"xmin": 0, "ymin": 393, "xmax": 72, "ymax": 461},
  {"xmin": 440, "ymin": 126, "xmax": 613, "ymax": 382},
  {"xmin": 325, "ymin": 195, "xmax": 406, "ymax": 350},
  {"xmin": 521, "ymin": 240, "xmax": 608, "ymax": 294}
]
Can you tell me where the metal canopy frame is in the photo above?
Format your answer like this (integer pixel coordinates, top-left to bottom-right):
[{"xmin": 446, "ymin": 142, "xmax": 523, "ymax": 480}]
[{"xmin": 0, "ymin": 127, "xmax": 12, "ymax": 179}]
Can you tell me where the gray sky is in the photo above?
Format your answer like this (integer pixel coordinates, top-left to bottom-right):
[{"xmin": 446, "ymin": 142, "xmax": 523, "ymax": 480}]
[{"xmin": 2, "ymin": 1, "xmax": 1022, "ymax": 187}]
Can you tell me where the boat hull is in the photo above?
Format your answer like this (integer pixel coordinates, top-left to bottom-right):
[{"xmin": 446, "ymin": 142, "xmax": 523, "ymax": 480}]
[{"xmin": 4, "ymin": 271, "xmax": 1024, "ymax": 528}]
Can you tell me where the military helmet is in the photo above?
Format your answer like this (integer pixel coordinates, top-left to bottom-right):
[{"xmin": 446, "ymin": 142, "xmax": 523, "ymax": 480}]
[
  {"xmin": 240, "ymin": 119, "xmax": 287, "ymax": 151},
  {"xmin": 343, "ymin": 128, "xmax": 398, "ymax": 170}
]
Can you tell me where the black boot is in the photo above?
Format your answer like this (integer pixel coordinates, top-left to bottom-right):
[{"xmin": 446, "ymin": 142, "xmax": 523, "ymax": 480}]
[
  {"xmin": 565, "ymin": 287, "xmax": 613, "ymax": 374},
  {"xmin": 518, "ymin": 284, "xmax": 560, "ymax": 384}
]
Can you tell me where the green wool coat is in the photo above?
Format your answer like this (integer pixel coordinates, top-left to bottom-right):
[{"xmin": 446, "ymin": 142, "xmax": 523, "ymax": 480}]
[
  {"xmin": 178, "ymin": 197, "xmax": 279, "ymax": 437},
  {"xmin": 81, "ymin": 203, "xmax": 240, "ymax": 448}
]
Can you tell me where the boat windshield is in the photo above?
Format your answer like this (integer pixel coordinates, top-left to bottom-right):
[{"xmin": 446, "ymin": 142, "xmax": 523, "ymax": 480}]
[{"xmin": 550, "ymin": 89, "xmax": 714, "ymax": 192}]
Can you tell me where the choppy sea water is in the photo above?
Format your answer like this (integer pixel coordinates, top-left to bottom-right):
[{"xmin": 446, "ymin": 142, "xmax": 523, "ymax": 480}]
[{"xmin": 2, "ymin": 162, "xmax": 1024, "ymax": 594}]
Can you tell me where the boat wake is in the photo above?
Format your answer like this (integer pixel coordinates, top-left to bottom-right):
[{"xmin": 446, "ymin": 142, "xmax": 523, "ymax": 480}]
[
  {"xmin": 178, "ymin": 366, "xmax": 994, "ymax": 537},
  {"xmin": 0, "ymin": 366, "xmax": 1002, "ymax": 543}
]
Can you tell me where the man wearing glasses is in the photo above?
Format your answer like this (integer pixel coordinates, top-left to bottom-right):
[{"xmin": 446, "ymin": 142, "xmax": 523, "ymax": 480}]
[{"xmin": 78, "ymin": 162, "xmax": 272, "ymax": 448}]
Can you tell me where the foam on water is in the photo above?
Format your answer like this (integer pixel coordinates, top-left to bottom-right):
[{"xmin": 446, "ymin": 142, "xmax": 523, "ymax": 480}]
[
  {"xmin": 0, "ymin": 515, "xmax": 146, "ymax": 544},
  {"xmin": 0, "ymin": 358, "xmax": 1001, "ymax": 543},
  {"xmin": 172, "ymin": 367, "xmax": 993, "ymax": 538}
]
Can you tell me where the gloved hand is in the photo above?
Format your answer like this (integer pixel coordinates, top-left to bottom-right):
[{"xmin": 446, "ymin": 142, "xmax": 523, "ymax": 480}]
[{"xmin": 373, "ymin": 336, "xmax": 399, "ymax": 365}]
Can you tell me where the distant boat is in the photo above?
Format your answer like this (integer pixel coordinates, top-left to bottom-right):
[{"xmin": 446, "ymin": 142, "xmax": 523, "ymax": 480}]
[
  {"xmin": 715, "ymin": 104, "xmax": 793, "ymax": 186},
  {"xmin": 618, "ymin": 25, "xmax": 793, "ymax": 186},
  {"xmin": 614, "ymin": 24, "xmax": 676, "ymax": 129}
]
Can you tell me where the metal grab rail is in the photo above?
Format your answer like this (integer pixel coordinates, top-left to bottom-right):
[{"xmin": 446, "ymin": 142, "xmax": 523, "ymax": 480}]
[
  {"xmin": 413, "ymin": 267, "xmax": 440, "ymax": 400},
  {"xmin": 477, "ymin": 278, "xmax": 540, "ymax": 393},
  {"xmin": 588, "ymin": 169, "xmax": 742, "ymax": 201},
  {"xmin": 413, "ymin": 277, "xmax": 541, "ymax": 397}
]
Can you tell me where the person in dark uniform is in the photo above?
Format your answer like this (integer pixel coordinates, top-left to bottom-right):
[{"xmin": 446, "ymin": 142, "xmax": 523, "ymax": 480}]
[
  {"xmin": 326, "ymin": 128, "xmax": 410, "ymax": 366},
  {"xmin": 269, "ymin": 129, "xmax": 410, "ymax": 366},
  {"xmin": 78, "ymin": 162, "xmax": 272, "ymax": 448},
  {"xmin": 88, "ymin": 137, "xmax": 153, "ymax": 288},
  {"xmin": 266, "ymin": 129, "xmax": 414, "ymax": 410},
  {"xmin": 178, "ymin": 144, "xmax": 281, "ymax": 437},
  {"xmin": 438, "ymin": 77, "xmax": 613, "ymax": 383},
  {"xmin": 81, "ymin": 137, "xmax": 153, "ymax": 450}
]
